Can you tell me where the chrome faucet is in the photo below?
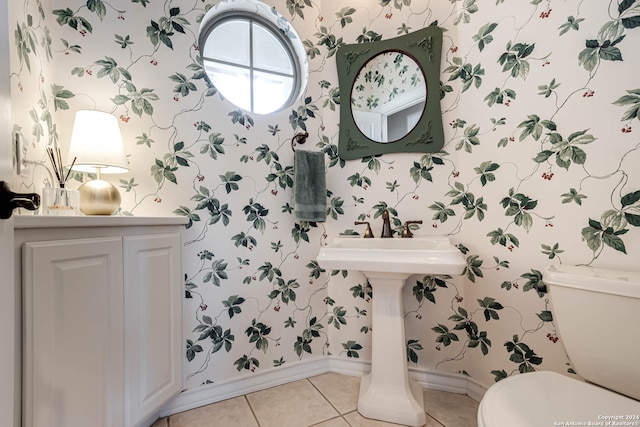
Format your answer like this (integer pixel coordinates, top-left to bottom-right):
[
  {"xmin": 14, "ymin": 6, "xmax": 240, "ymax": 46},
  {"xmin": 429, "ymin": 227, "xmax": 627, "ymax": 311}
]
[{"xmin": 380, "ymin": 209, "xmax": 393, "ymax": 238}]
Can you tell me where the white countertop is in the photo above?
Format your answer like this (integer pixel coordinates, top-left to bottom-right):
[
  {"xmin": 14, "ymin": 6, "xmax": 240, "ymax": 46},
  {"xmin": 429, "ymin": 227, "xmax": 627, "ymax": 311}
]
[{"xmin": 14, "ymin": 215, "xmax": 188, "ymax": 229}]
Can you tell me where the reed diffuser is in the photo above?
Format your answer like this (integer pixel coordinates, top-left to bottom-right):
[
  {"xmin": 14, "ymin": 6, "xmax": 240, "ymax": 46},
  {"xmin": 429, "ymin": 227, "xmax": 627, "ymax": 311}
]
[{"xmin": 42, "ymin": 147, "xmax": 80, "ymax": 215}]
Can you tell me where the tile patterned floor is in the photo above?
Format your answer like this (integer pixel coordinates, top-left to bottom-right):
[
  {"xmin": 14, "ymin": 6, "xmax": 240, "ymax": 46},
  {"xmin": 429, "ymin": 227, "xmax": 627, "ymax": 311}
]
[{"xmin": 153, "ymin": 373, "xmax": 478, "ymax": 427}]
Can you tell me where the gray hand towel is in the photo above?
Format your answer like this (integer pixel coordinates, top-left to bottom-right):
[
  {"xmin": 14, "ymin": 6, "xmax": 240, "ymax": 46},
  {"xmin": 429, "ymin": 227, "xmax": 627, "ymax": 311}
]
[{"xmin": 294, "ymin": 150, "xmax": 326, "ymax": 222}]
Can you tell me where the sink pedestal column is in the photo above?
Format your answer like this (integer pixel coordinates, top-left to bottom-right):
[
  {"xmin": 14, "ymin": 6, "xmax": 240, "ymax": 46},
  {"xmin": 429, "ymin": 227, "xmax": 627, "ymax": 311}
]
[{"xmin": 358, "ymin": 273, "xmax": 426, "ymax": 427}]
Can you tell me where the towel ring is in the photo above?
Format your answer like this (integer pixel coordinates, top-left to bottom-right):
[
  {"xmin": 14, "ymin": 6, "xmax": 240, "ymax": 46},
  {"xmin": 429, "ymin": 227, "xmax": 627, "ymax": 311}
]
[{"xmin": 291, "ymin": 132, "xmax": 309, "ymax": 151}]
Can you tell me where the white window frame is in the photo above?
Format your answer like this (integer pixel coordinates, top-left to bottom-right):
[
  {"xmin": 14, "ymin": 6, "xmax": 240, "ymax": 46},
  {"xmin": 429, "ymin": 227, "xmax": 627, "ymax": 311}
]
[{"xmin": 199, "ymin": 0, "xmax": 308, "ymax": 114}]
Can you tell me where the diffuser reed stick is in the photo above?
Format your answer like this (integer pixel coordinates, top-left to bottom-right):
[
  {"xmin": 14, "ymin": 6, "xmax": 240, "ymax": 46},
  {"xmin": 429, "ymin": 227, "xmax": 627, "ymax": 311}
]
[{"xmin": 46, "ymin": 147, "xmax": 76, "ymax": 188}]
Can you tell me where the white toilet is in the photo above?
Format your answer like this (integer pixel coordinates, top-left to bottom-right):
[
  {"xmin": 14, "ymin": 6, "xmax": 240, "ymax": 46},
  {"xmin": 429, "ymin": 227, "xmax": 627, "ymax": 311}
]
[{"xmin": 478, "ymin": 265, "xmax": 640, "ymax": 427}]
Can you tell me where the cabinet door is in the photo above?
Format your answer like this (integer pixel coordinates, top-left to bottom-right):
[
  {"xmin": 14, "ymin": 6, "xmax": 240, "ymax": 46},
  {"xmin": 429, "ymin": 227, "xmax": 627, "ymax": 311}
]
[
  {"xmin": 23, "ymin": 238, "xmax": 125, "ymax": 427},
  {"xmin": 124, "ymin": 234, "xmax": 182, "ymax": 426}
]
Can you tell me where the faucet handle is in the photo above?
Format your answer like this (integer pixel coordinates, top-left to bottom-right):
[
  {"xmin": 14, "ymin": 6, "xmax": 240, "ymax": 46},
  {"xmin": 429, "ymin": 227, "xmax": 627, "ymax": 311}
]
[
  {"xmin": 354, "ymin": 221, "xmax": 374, "ymax": 238},
  {"xmin": 402, "ymin": 220, "xmax": 423, "ymax": 238}
]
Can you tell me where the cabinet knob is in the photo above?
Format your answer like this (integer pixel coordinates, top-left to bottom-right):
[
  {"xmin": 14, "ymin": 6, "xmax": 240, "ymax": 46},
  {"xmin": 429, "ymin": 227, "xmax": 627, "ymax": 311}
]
[{"xmin": 0, "ymin": 181, "xmax": 40, "ymax": 219}]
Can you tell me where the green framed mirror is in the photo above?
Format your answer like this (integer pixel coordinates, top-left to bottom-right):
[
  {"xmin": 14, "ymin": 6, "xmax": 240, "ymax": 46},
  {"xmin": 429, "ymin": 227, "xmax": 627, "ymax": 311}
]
[{"xmin": 336, "ymin": 26, "xmax": 444, "ymax": 160}]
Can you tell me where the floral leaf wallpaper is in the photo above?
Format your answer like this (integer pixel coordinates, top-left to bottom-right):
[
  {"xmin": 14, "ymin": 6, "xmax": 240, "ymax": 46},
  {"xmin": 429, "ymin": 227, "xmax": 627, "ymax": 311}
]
[
  {"xmin": 9, "ymin": 0, "xmax": 640, "ymax": 397},
  {"xmin": 351, "ymin": 51, "xmax": 424, "ymax": 111}
]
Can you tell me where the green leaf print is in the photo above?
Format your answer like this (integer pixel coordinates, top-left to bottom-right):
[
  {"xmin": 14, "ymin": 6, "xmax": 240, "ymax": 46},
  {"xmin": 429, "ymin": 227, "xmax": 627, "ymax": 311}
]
[
  {"xmin": 473, "ymin": 22, "xmax": 498, "ymax": 52},
  {"xmin": 521, "ymin": 269, "xmax": 547, "ymax": 297},
  {"xmin": 505, "ymin": 335, "xmax": 542, "ymax": 373},
  {"xmin": 541, "ymin": 243, "xmax": 564, "ymax": 259},
  {"xmin": 579, "ymin": 36, "xmax": 625, "ymax": 71},
  {"xmin": 95, "ymin": 57, "xmax": 131, "ymax": 83},
  {"xmin": 500, "ymin": 188, "xmax": 538, "ymax": 231},
  {"xmin": 173, "ymin": 206, "xmax": 200, "ymax": 229},
  {"xmin": 342, "ymin": 340, "xmax": 363, "ymax": 358},
  {"xmin": 498, "ymin": 41, "xmax": 535, "ymax": 79},
  {"xmin": 432, "ymin": 324, "xmax": 459, "ymax": 346},
  {"xmin": 412, "ymin": 276, "xmax": 447, "ymax": 304},
  {"xmin": 15, "ymin": 23, "xmax": 35, "ymax": 71},
  {"xmin": 114, "ymin": 34, "xmax": 133, "ymax": 49},
  {"xmin": 234, "ymin": 355, "xmax": 259, "ymax": 372},
  {"xmin": 87, "ymin": 0, "xmax": 107, "ymax": 20},
  {"xmin": 186, "ymin": 339, "xmax": 203, "ymax": 362},
  {"xmin": 487, "ymin": 228, "xmax": 519, "ymax": 248},
  {"xmin": 517, "ymin": 115, "xmax": 556, "ymax": 141},
  {"xmin": 474, "ymin": 161, "xmax": 500, "ymax": 186},
  {"xmin": 620, "ymin": 190, "xmax": 640, "ymax": 227},
  {"xmin": 220, "ymin": 172, "xmax": 242, "ymax": 193},
  {"xmin": 619, "ymin": 0, "xmax": 640, "ymax": 28},
  {"xmin": 222, "ymin": 295, "xmax": 245, "ymax": 319},
  {"xmin": 429, "ymin": 201, "xmax": 455, "ymax": 223},
  {"xmin": 558, "ymin": 16, "xmax": 585, "ymax": 35},
  {"xmin": 537, "ymin": 311, "xmax": 553, "ymax": 322},
  {"xmin": 407, "ymin": 340, "xmax": 423, "ymax": 363},
  {"xmin": 329, "ymin": 306, "xmax": 347, "ymax": 329},
  {"xmin": 444, "ymin": 58, "xmax": 484, "ymax": 92},
  {"xmin": 147, "ymin": 19, "xmax": 174, "ymax": 49},
  {"xmin": 288, "ymin": 0, "xmax": 312, "ymax": 19},
  {"xmin": 170, "ymin": 72, "xmax": 197, "ymax": 96},
  {"xmin": 465, "ymin": 255, "xmax": 484, "ymax": 283},
  {"xmin": 151, "ymin": 158, "xmax": 178, "ymax": 184},
  {"xmin": 454, "ymin": 0, "xmax": 478, "ymax": 25},
  {"xmin": 478, "ymin": 297, "xmax": 504, "ymax": 321},
  {"xmin": 245, "ymin": 319, "xmax": 271, "ymax": 353},
  {"xmin": 484, "ymin": 87, "xmax": 516, "ymax": 106},
  {"xmin": 51, "ymin": 84, "xmax": 75, "ymax": 111},
  {"xmin": 613, "ymin": 88, "xmax": 640, "ymax": 122},
  {"xmin": 53, "ymin": 8, "xmax": 93, "ymax": 33},
  {"xmin": 294, "ymin": 335, "xmax": 312, "ymax": 357},
  {"xmin": 538, "ymin": 78, "xmax": 560, "ymax": 98},
  {"xmin": 561, "ymin": 188, "xmax": 587, "ymax": 205},
  {"xmin": 336, "ymin": 7, "xmax": 356, "ymax": 28},
  {"xmin": 581, "ymin": 218, "xmax": 628, "ymax": 254}
]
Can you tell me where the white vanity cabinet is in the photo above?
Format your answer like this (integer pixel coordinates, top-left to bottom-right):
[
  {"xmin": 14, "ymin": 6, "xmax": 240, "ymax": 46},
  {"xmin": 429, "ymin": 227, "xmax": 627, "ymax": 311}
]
[{"xmin": 15, "ymin": 216, "xmax": 186, "ymax": 427}]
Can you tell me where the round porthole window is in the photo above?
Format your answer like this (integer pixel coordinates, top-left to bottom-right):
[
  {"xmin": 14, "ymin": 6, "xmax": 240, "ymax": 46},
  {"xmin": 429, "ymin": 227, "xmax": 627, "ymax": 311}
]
[{"xmin": 198, "ymin": 0, "xmax": 308, "ymax": 114}]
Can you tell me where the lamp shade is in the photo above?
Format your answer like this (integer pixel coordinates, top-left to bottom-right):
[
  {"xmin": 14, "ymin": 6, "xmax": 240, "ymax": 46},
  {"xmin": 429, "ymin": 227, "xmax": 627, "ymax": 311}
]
[{"xmin": 67, "ymin": 110, "xmax": 129, "ymax": 174}]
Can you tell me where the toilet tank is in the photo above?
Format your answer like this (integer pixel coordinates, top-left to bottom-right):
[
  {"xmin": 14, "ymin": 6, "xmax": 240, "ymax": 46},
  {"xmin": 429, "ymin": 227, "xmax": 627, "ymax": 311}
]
[{"xmin": 545, "ymin": 265, "xmax": 640, "ymax": 401}]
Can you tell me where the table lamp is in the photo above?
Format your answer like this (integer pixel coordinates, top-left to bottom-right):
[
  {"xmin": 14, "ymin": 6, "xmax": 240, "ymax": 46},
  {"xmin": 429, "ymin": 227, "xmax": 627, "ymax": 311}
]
[{"xmin": 67, "ymin": 110, "xmax": 129, "ymax": 215}]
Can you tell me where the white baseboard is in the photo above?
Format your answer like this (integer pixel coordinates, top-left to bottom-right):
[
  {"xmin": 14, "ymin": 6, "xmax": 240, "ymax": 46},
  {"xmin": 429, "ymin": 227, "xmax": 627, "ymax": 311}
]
[
  {"xmin": 160, "ymin": 356, "xmax": 329, "ymax": 417},
  {"xmin": 326, "ymin": 356, "xmax": 481, "ymax": 396},
  {"xmin": 160, "ymin": 356, "xmax": 488, "ymax": 417},
  {"xmin": 465, "ymin": 376, "xmax": 488, "ymax": 403}
]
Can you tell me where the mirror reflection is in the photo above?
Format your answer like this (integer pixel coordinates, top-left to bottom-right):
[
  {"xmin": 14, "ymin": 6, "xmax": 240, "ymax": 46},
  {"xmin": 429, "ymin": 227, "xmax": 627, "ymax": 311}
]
[{"xmin": 351, "ymin": 51, "xmax": 426, "ymax": 143}]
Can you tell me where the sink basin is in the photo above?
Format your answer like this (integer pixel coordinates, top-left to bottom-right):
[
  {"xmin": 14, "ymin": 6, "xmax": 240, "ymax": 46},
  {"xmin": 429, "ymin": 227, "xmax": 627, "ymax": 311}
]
[
  {"xmin": 317, "ymin": 236, "xmax": 465, "ymax": 276},
  {"xmin": 317, "ymin": 235, "xmax": 466, "ymax": 426}
]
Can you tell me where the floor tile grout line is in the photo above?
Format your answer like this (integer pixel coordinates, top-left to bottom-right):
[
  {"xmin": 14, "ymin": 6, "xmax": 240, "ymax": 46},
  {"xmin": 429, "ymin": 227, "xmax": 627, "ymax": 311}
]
[
  {"xmin": 244, "ymin": 394, "xmax": 262, "ymax": 427},
  {"xmin": 307, "ymin": 377, "xmax": 412, "ymax": 427},
  {"xmin": 307, "ymin": 414, "xmax": 350, "ymax": 427},
  {"xmin": 306, "ymin": 378, "xmax": 357, "ymax": 426},
  {"xmin": 306, "ymin": 378, "xmax": 345, "ymax": 416},
  {"xmin": 428, "ymin": 413, "xmax": 447, "ymax": 427}
]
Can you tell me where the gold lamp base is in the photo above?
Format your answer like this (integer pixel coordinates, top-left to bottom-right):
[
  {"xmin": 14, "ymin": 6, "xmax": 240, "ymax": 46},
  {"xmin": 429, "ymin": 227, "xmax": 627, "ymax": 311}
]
[{"xmin": 78, "ymin": 179, "xmax": 121, "ymax": 215}]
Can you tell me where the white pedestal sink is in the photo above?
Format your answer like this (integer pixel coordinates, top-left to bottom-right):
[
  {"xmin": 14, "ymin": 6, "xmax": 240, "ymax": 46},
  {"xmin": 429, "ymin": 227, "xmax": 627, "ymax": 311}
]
[{"xmin": 317, "ymin": 236, "xmax": 466, "ymax": 426}]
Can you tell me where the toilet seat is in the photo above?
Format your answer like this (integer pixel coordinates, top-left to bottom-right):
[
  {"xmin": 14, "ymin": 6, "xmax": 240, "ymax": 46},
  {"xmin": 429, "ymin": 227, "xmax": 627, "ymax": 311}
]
[{"xmin": 478, "ymin": 371, "xmax": 640, "ymax": 427}]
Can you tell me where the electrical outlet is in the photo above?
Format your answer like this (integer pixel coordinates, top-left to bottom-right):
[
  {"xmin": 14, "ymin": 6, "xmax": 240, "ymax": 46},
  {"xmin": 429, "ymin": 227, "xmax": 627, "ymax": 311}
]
[{"xmin": 14, "ymin": 133, "xmax": 29, "ymax": 178}]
